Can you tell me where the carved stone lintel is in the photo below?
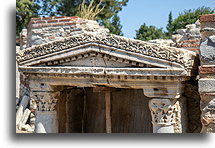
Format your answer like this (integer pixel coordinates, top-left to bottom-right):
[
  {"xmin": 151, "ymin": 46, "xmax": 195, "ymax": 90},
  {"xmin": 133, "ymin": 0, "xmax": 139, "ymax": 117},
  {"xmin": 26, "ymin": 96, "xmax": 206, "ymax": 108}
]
[
  {"xmin": 149, "ymin": 98, "xmax": 181, "ymax": 133},
  {"xmin": 143, "ymin": 82, "xmax": 183, "ymax": 99},
  {"xmin": 200, "ymin": 94, "xmax": 215, "ymax": 133}
]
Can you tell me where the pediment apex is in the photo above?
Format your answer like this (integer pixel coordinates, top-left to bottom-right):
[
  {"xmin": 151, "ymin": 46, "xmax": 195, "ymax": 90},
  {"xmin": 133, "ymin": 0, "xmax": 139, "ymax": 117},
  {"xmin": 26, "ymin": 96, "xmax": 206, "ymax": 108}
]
[{"xmin": 16, "ymin": 32, "xmax": 197, "ymax": 73}]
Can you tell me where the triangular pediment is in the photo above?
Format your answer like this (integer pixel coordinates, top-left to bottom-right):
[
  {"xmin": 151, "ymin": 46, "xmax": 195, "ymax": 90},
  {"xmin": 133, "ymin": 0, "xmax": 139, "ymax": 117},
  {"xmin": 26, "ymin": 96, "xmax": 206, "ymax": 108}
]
[
  {"xmin": 33, "ymin": 51, "xmax": 160, "ymax": 68},
  {"xmin": 16, "ymin": 32, "xmax": 197, "ymax": 74}
]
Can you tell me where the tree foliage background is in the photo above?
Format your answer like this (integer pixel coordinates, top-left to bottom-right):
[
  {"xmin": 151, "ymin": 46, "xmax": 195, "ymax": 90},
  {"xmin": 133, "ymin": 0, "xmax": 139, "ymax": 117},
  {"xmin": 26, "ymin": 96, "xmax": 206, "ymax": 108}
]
[
  {"xmin": 16, "ymin": 0, "xmax": 214, "ymax": 41},
  {"xmin": 135, "ymin": 6, "xmax": 214, "ymax": 41},
  {"xmin": 39, "ymin": 0, "xmax": 128, "ymax": 19},
  {"xmin": 102, "ymin": 14, "xmax": 123, "ymax": 36},
  {"xmin": 166, "ymin": 11, "xmax": 174, "ymax": 37},
  {"xmin": 135, "ymin": 23, "xmax": 168, "ymax": 41},
  {"xmin": 16, "ymin": 0, "xmax": 40, "ymax": 37},
  {"xmin": 170, "ymin": 6, "xmax": 214, "ymax": 34},
  {"xmin": 16, "ymin": 0, "xmax": 128, "ymax": 37}
]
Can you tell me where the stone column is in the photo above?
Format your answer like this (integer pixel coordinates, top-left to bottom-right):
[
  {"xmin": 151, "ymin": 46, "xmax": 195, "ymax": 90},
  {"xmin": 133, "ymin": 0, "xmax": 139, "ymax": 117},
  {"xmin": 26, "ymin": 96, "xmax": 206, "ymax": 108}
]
[
  {"xmin": 199, "ymin": 14, "xmax": 215, "ymax": 133},
  {"xmin": 31, "ymin": 90, "xmax": 60, "ymax": 133},
  {"xmin": 148, "ymin": 98, "xmax": 180, "ymax": 133},
  {"xmin": 143, "ymin": 82, "xmax": 183, "ymax": 133}
]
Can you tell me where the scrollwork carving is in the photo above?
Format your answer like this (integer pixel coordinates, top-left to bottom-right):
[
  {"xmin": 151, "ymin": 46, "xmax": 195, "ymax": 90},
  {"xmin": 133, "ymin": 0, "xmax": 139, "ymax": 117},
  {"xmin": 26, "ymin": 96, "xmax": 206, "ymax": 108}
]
[{"xmin": 16, "ymin": 32, "xmax": 195, "ymax": 71}]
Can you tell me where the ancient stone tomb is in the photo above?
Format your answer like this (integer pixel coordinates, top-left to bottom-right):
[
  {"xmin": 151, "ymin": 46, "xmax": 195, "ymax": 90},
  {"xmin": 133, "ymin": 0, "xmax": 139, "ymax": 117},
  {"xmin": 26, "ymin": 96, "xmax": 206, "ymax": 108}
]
[{"xmin": 16, "ymin": 16, "xmax": 200, "ymax": 133}]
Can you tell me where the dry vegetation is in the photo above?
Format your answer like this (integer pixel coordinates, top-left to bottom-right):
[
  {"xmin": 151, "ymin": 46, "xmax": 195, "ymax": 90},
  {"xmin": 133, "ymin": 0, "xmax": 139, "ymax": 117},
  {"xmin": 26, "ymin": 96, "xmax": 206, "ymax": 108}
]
[{"xmin": 78, "ymin": 0, "xmax": 104, "ymax": 20}]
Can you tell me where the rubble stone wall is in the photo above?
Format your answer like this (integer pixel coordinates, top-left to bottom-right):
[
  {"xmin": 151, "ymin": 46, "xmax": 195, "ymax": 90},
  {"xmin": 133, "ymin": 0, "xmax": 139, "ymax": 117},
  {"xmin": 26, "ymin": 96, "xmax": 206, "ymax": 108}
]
[
  {"xmin": 149, "ymin": 20, "xmax": 201, "ymax": 54},
  {"xmin": 171, "ymin": 20, "xmax": 201, "ymax": 54},
  {"xmin": 198, "ymin": 14, "xmax": 215, "ymax": 133},
  {"xmin": 20, "ymin": 16, "xmax": 108, "ymax": 49}
]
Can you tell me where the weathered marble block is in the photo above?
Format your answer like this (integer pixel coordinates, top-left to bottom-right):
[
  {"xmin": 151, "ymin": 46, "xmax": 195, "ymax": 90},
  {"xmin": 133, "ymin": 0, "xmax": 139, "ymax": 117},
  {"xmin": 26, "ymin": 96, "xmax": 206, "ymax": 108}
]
[
  {"xmin": 35, "ymin": 111, "xmax": 58, "ymax": 133},
  {"xmin": 200, "ymin": 35, "xmax": 215, "ymax": 65},
  {"xmin": 199, "ymin": 79, "xmax": 215, "ymax": 93}
]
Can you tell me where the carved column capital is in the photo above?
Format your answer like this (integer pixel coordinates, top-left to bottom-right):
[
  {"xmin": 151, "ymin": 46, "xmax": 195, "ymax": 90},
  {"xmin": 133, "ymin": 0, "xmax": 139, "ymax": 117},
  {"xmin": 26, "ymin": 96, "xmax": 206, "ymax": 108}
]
[
  {"xmin": 29, "ymin": 82, "xmax": 60, "ymax": 133},
  {"xmin": 148, "ymin": 98, "xmax": 181, "ymax": 133},
  {"xmin": 30, "ymin": 91, "xmax": 60, "ymax": 133},
  {"xmin": 31, "ymin": 91, "xmax": 60, "ymax": 112},
  {"xmin": 149, "ymin": 99, "xmax": 178, "ymax": 125}
]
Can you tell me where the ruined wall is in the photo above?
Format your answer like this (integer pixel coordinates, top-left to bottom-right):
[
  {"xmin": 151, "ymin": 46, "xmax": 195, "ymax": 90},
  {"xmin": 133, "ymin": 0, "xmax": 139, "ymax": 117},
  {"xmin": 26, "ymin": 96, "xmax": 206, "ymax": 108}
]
[
  {"xmin": 198, "ymin": 14, "xmax": 215, "ymax": 133},
  {"xmin": 149, "ymin": 20, "xmax": 201, "ymax": 54},
  {"xmin": 172, "ymin": 20, "xmax": 201, "ymax": 54},
  {"xmin": 20, "ymin": 16, "xmax": 108, "ymax": 49}
]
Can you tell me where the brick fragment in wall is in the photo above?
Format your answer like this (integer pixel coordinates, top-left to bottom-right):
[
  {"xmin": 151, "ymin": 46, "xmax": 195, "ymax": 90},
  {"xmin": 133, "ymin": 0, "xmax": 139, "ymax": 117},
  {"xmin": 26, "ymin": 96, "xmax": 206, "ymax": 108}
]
[
  {"xmin": 181, "ymin": 39, "xmax": 200, "ymax": 43},
  {"xmin": 199, "ymin": 66, "xmax": 215, "ymax": 75},
  {"xmin": 28, "ymin": 22, "xmax": 78, "ymax": 32},
  {"xmin": 30, "ymin": 16, "xmax": 79, "ymax": 21},
  {"xmin": 200, "ymin": 14, "xmax": 215, "ymax": 38},
  {"xmin": 181, "ymin": 43, "xmax": 200, "ymax": 48},
  {"xmin": 199, "ymin": 14, "xmax": 215, "ymax": 23},
  {"xmin": 28, "ymin": 17, "xmax": 82, "ymax": 29},
  {"xmin": 179, "ymin": 45, "xmax": 200, "ymax": 54}
]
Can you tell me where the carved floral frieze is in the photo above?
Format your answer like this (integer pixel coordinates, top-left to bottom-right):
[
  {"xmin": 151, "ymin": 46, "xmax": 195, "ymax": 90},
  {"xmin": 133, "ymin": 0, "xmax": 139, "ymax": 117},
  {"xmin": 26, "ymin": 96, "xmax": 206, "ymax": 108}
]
[{"xmin": 16, "ymin": 32, "xmax": 196, "ymax": 70}]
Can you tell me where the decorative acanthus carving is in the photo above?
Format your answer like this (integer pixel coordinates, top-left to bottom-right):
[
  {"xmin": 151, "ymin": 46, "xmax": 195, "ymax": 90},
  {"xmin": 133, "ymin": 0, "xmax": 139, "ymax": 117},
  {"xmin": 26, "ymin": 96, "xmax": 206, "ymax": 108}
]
[
  {"xmin": 31, "ymin": 92, "xmax": 60, "ymax": 111},
  {"xmin": 149, "ymin": 99, "xmax": 179, "ymax": 126},
  {"xmin": 16, "ymin": 32, "xmax": 196, "ymax": 70}
]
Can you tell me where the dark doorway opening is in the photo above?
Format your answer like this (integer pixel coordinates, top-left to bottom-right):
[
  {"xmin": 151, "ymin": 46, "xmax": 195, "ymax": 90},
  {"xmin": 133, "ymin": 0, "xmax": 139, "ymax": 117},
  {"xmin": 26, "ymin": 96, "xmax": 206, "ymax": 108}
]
[{"xmin": 57, "ymin": 87, "xmax": 152, "ymax": 133}]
